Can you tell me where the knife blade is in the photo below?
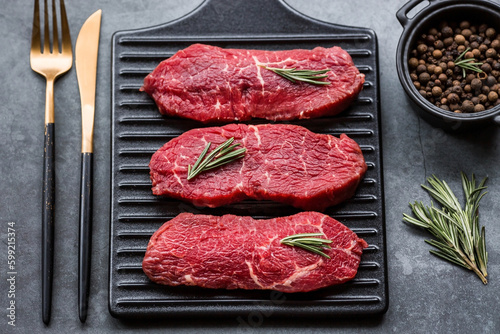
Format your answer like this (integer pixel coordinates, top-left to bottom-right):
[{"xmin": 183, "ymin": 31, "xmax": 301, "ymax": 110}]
[{"xmin": 75, "ymin": 9, "xmax": 101, "ymax": 323}]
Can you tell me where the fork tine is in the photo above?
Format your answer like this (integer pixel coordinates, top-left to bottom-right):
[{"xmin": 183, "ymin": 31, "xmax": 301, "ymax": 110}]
[
  {"xmin": 60, "ymin": 0, "xmax": 71, "ymax": 53},
  {"xmin": 31, "ymin": 0, "xmax": 41, "ymax": 52},
  {"xmin": 43, "ymin": 0, "xmax": 50, "ymax": 53},
  {"xmin": 52, "ymin": 0, "xmax": 59, "ymax": 53}
]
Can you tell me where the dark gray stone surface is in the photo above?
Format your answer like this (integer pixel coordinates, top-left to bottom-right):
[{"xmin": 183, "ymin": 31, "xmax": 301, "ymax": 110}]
[{"xmin": 0, "ymin": 0, "xmax": 499, "ymax": 332}]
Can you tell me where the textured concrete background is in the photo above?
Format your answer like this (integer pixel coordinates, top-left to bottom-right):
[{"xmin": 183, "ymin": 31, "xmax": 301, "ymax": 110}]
[{"xmin": 0, "ymin": 0, "xmax": 499, "ymax": 332}]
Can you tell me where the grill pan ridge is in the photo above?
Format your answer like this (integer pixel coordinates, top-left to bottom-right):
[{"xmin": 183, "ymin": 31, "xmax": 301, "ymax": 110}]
[{"xmin": 110, "ymin": 0, "xmax": 387, "ymax": 318}]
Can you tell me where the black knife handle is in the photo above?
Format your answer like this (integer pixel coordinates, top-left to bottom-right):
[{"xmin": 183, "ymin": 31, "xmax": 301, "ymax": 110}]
[
  {"xmin": 42, "ymin": 122, "xmax": 55, "ymax": 325},
  {"xmin": 78, "ymin": 152, "xmax": 93, "ymax": 323}
]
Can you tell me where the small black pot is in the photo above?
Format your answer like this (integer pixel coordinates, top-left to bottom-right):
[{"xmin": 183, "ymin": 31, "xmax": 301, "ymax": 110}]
[{"xmin": 396, "ymin": 0, "xmax": 500, "ymax": 131}]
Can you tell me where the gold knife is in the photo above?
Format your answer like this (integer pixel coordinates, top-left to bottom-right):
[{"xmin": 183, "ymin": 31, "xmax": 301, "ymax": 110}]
[{"xmin": 75, "ymin": 9, "xmax": 101, "ymax": 323}]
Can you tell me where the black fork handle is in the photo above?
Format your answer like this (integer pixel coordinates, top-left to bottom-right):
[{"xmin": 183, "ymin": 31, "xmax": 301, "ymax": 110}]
[{"xmin": 42, "ymin": 122, "xmax": 55, "ymax": 325}]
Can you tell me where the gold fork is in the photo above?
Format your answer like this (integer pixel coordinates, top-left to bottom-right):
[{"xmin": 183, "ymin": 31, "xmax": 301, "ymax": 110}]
[{"xmin": 30, "ymin": 0, "xmax": 72, "ymax": 325}]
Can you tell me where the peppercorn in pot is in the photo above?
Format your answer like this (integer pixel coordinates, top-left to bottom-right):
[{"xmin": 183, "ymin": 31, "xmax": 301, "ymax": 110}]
[{"xmin": 408, "ymin": 21, "xmax": 500, "ymax": 113}]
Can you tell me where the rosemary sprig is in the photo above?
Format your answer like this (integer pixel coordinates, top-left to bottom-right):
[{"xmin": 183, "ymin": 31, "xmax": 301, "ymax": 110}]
[
  {"xmin": 260, "ymin": 65, "xmax": 331, "ymax": 85},
  {"xmin": 454, "ymin": 47, "xmax": 484, "ymax": 78},
  {"xmin": 187, "ymin": 137, "xmax": 246, "ymax": 180},
  {"xmin": 280, "ymin": 233, "xmax": 333, "ymax": 258},
  {"xmin": 403, "ymin": 173, "xmax": 488, "ymax": 284}
]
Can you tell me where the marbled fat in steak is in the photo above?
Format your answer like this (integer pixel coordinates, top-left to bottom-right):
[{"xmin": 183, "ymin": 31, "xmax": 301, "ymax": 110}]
[
  {"xmin": 149, "ymin": 124, "xmax": 367, "ymax": 211},
  {"xmin": 141, "ymin": 44, "xmax": 365, "ymax": 123},
  {"xmin": 142, "ymin": 212, "xmax": 368, "ymax": 292}
]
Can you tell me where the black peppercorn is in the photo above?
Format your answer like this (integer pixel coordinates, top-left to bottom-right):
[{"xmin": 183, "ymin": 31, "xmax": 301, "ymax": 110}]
[
  {"xmin": 419, "ymin": 72, "xmax": 431, "ymax": 85},
  {"xmin": 465, "ymin": 74, "xmax": 476, "ymax": 83},
  {"xmin": 432, "ymin": 50, "xmax": 443, "ymax": 59},
  {"xmin": 485, "ymin": 48, "xmax": 497, "ymax": 58},
  {"xmin": 488, "ymin": 91, "xmax": 498, "ymax": 102},
  {"xmin": 463, "ymin": 51, "xmax": 474, "ymax": 60},
  {"xmin": 486, "ymin": 27, "xmax": 496, "ymax": 38},
  {"xmin": 471, "ymin": 78, "xmax": 482, "ymax": 91},
  {"xmin": 486, "ymin": 76, "xmax": 496, "ymax": 87},
  {"xmin": 462, "ymin": 29, "xmax": 472, "ymax": 39},
  {"xmin": 478, "ymin": 94, "xmax": 488, "ymax": 104},
  {"xmin": 434, "ymin": 40, "xmax": 444, "ymax": 49},
  {"xmin": 460, "ymin": 21, "xmax": 470, "ymax": 30},
  {"xmin": 455, "ymin": 34, "xmax": 466, "ymax": 45},
  {"xmin": 417, "ymin": 44, "xmax": 428, "ymax": 54},
  {"xmin": 462, "ymin": 100, "xmax": 474, "ymax": 112},
  {"xmin": 432, "ymin": 86, "xmax": 442, "ymax": 97},
  {"xmin": 444, "ymin": 37, "xmax": 454, "ymax": 47},
  {"xmin": 451, "ymin": 86, "xmax": 463, "ymax": 95},
  {"xmin": 426, "ymin": 35, "xmax": 435, "ymax": 45},
  {"xmin": 417, "ymin": 64, "xmax": 427, "ymax": 74},
  {"xmin": 442, "ymin": 26, "xmax": 453, "ymax": 38},
  {"xmin": 409, "ymin": 58, "xmax": 419, "ymax": 69},
  {"xmin": 491, "ymin": 39, "xmax": 500, "ymax": 50},
  {"xmin": 474, "ymin": 104, "xmax": 485, "ymax": 112},
  {"xmin": 481, "ymin": 63, "xmax": 492, "ymax": 73},
  {"xmin": 447, "ymin": 93, "xmax": 460, "ymax": 104}
]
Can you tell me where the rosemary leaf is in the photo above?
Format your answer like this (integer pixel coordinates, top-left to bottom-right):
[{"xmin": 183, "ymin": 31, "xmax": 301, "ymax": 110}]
[
  {"xmin": 191, "ymin": 142, "xmax": 211, "ymax": 172},
  {"xmin": 402, "ymin": 173, "xmax": 489, "ymax": 284},
  {"xmin": 203, "ymin": 148, "xmax": 247, "ymax": 171},
  {"xmin": 260, "ymin": 65, "xmax": 331, "ymax": 85},
  {"xmin": 454, "ymin": 48, "xmax": 483, "ymax": 77},
  {"xmin": 280, "ymin": 233, "xmax": 332, "ymax": 258},
  {"xmin": 187, "ymin": 137, "xmax": 246, "ymax": 180},
  {"xmin": 429, "ymin": 249, "xmax": 470, "ymax": 269}
]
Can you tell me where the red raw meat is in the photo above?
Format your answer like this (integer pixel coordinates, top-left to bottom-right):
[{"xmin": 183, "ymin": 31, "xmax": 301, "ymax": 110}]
[
  {"xmin": 149, "ymin": 124, "xmax": 367, "ymax": 211},
  {"xmin": 141, "ymin": 44, "xmax": 364, "ymax": 123},
  {"xmin": 142, "ymin": 212, "xmax": 368, "ymax": 292}
]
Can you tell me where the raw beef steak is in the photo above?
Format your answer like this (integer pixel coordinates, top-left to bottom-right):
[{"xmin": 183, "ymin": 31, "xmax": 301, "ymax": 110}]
[
  {"xmin": 142, "ymin": 212, "xmax": 368, "ymax": 292},
  {"xmin": 141, "ymin": 44, "xmax": 365, "ymax": 123},
  {"xmin": 149, "ymin": 124, "xmax": 367, "ymax": 211}
]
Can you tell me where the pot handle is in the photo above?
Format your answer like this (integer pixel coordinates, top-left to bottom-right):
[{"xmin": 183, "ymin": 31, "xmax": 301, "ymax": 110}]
[{"xmin": 396, "ymin": 0, "xmax": 432, "ymax": 28}]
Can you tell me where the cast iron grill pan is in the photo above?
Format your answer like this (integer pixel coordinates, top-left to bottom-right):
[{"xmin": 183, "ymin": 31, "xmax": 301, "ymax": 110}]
[{"xmin": 110, "ymin": 0, "xmax": 387, "ymax": 318}]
